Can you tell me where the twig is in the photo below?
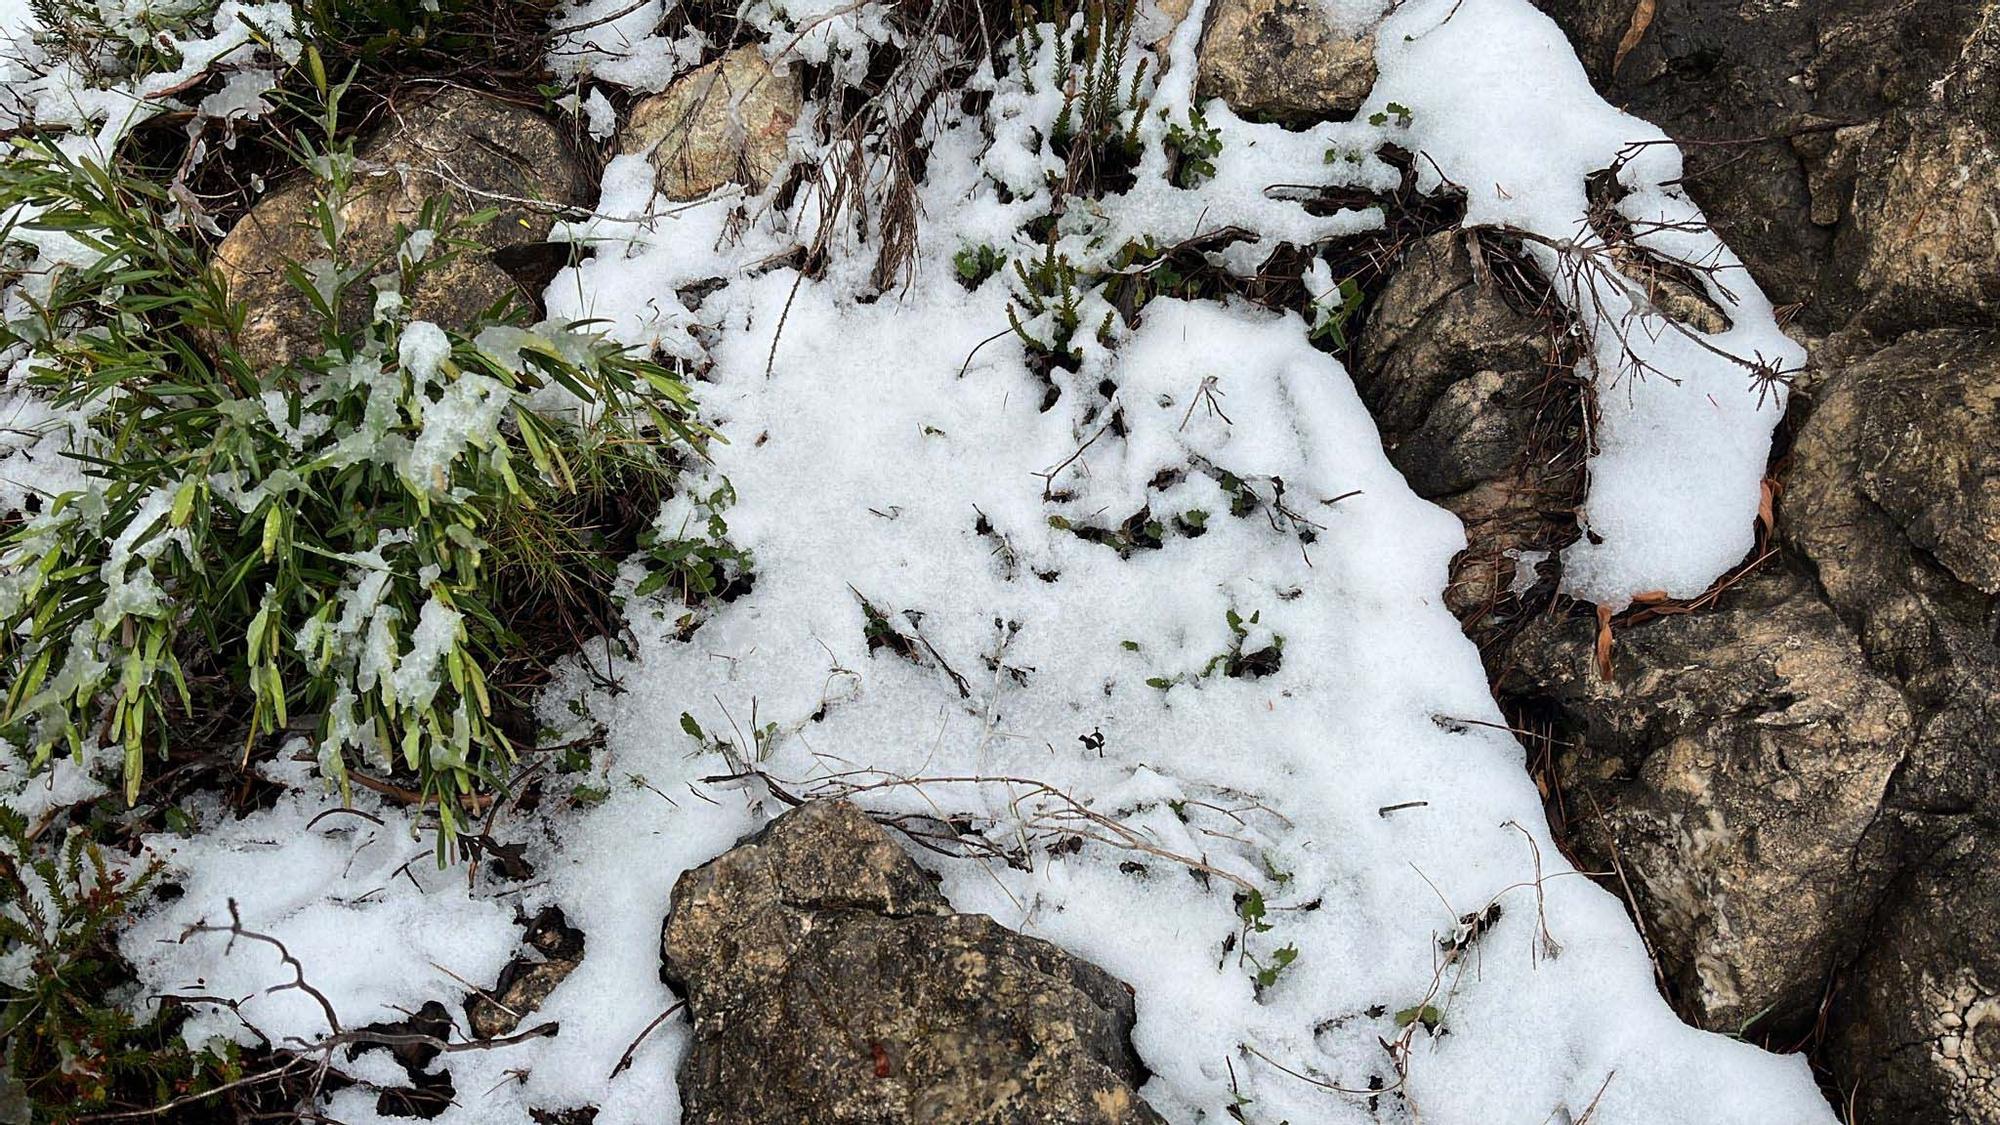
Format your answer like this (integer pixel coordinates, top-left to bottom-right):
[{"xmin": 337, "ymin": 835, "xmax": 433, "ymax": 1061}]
[{"xmin": 609, "ymin": 1000, "xmax": 687, "ymax": 1079}]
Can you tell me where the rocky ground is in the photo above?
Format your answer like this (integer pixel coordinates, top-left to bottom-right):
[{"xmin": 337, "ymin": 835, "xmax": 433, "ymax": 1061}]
[
  {"xmin": 1, "ymin": 0, "xmax": 1995, "ymax": 1122},
  {"xmin": 1482, "ymin": 3, "xmax": 2000, "ymax": 1120}
]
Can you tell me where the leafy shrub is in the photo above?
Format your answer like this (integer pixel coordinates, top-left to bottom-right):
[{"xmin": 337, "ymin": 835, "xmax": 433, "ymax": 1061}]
[{"xmin": 0, "ymin": 88, "xmax": 711, "ymax": 850}]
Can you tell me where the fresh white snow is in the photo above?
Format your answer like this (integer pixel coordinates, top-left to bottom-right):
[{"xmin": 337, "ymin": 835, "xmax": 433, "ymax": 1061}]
[{"xmin": 0, "ymin": 0, "xmax": 1835, "ymax": 1122}]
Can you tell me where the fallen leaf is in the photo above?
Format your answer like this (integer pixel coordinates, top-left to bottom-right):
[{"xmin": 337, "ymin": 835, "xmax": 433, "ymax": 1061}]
[
  {"xmin": 1612, "ymin": 0, "xmax": 1657, "ymax": 76},
  {"xmin": 1594, "ymin": 603, "xmax": 1616, "ymax": 680}
]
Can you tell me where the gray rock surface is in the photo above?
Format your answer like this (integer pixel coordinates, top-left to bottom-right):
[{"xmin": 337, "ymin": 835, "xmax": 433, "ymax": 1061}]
[
  {"xmin": 1498, "ymin": 328, "xmax": 2000, "ymax": 1121},
  {"xmin": 1526, "ymin": 0, "xmax": 1995, "ymax": 333},
  {"xmin": 1506, "ymin": 565, "xmax": 1911, "ymax": 1029},
  {"xmin": 1833, "ymin": 830, "xmax": 2000, "ymax": 1124},
  {"xmin": 1355, "ymin": 230, "xmax": 1573, "ymax": 624},
  {"xmin": 661, "ymin": 800, "xmax": 1165, "ymax": 1125}
]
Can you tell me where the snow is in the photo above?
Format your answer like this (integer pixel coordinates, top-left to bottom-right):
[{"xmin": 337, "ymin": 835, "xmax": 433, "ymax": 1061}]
[
  {"xmin": 547, "ymin": 0, "xmax": 705, "ymax": 91},
  {"xmin": 0, "ymin": 0, "xmax": 1832, "ymax": 1122},
  {"xmin": 0, "ymin": 1, "xmax": 35, "ymax": 37},
  {"xmin": 121, "ymin": 777, "xmax": 519, "ymax": 1056}
]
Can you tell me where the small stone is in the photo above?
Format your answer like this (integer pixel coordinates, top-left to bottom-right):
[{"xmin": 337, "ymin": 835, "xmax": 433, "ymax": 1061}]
[
  {"xmin": 622, "ymin": 46, "xmax": 802, "ymax": 200},
  {"xmin": 468, "ymin": 908, "xmax": 584, "ymax": 1040},
  {"xmin": 1195, "ymin": 0, "xmax": 1376, "ymax": 125}
]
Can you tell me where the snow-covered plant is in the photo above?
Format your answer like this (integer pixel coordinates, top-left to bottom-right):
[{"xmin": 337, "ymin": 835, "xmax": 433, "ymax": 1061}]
[
  {"xmin": 1304, "ymin": 257, "xmax": 1365, "ymax": 350},
  {"xmin": 0, "ymin": 99, "xmax": 709, "ymax": 850},
  {"xmin": 1011, "ymin": 0, "xmax": 1151, "ymax": 199},
  {"xmin": 0, "ymin": 809, "xmax": 215, "ymax": 1116}
]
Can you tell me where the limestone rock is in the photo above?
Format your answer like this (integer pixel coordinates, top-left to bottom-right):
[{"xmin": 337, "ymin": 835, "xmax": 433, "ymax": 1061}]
[
  {"xmin": 212, "ymin": 88, "xmax": 593, "ymax": 373},
  {"xmin": 1504, "ymin": 565, "xmax": 1911, "ymax": 1028},
  {"xmin": 622, "ymin": 46, "xmax": 801, "ymax": 201},
  {"xmin": 1526, "ymin": 0, "xmax": 1992, "ymax": 331},
  {"xmin": 661, "ymin": 800, "xmax": 1165, "ymax": 1125},
  {"xmin": 1834, "ymin": 105, "xmax": 2000, "ymax": 337},
  {"xmin": 1498, "ymin": 327, "xmax": 2000, "ymax": 1119},
  {"xmin": 1194, "ymin": 0, "xmax": 1376, "ymax": 125},
  {"xmin": 1833, "ymin": 830, "xmax": 2000, "ymax": 1124}
]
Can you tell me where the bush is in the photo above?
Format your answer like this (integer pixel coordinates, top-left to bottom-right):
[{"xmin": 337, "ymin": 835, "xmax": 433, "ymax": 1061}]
[{"xmin": 0, "ymin": 81, "xmax": 711, "ymax": 851}]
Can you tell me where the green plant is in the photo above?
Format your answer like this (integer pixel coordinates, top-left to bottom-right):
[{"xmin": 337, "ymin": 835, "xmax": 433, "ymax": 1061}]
[
  {"xmin": 1207, "ymin": 608, "xmax": 1283, "ymax": 679},
  {"xmin": 1248, "ymin": 943, "xmax": 1298, "ymax": 993},
  {"xmin": 1394, "ymin": 1003, "xmax": 1442, "ymax": 1034},
  {"xmin": 1368, "ymin": 101, "xmax": 1414, "ymax": 129},
  {"xmin": 1142, "ymin": 607, "xmax": 1283, "ymax": 689},
  {"xmin": 1008, "ymin": 236, "xmax": 1110, "ymax": 370},
  {"xmin": 1305, "ymin": 270, "xmax": 1365, "ymax": 350},
  {"xmin": 1013, "ymin": 0, "xmax": 1153, "ymax": 197},
  {"xmin": 632, "ymin": 479, "xmax": 752, "ymax": 607},
  {"xmin": 0, "ymin": 78, "xmax": 709, "ymax": 852},
  {"xmin": 953, "ymin": 244, "xmax": 1008, "ymax": 288},
  {"xmin": 1164, "ymin": 105, "xmax": 1223, "ymax": 188},
  {"xmin": 1233, "ymin": 889, "xmax": 1298, "ymax": 996}
]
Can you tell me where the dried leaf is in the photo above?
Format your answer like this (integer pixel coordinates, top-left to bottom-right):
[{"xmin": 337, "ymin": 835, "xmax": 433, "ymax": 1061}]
[
  {"xmin": 1612, "ymin": 0, "xmax": 1657, "ymax": 76},
  {"xmin": 1594, "ymin": 603, "xmax": 1615, "ymax": 680}
]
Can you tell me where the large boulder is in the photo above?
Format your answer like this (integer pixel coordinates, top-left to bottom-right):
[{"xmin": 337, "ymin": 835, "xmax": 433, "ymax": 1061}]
[
  {"xmin": 622, "ymin": 46, "xmax": 801, "ymax": 201},
  {"xmin": 661, "ymin": 800, "xmax": 1165, "ymax": 1125},
  {"xmin": 1525, "ymin": 0, "xmax": 1994, "ymax": 333},
  {"xmin": 1193, "ymin": 0, "xmax": 1377, "ymax": 124},
  {"xmin": 213, "ymin": 88, "xmax": 594, "ymax": 372}
]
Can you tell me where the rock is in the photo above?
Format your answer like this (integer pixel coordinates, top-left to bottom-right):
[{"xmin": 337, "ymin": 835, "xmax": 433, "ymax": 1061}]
[
  {"xmin": 1194, "ymin": 0, "xmax": 1376, "ymax": 125},
  {"xmin": 622, "ymin": 46, "xmax": 801, "ymax": 201},
  {"xmin": 1525, "ymin": 0, "xmax": 1993, "ymax": 332},
  {"xmin": 661, "ymin": 800, "xmax": 1165, "ymax": 1125},
  {"xmin": 1354, "ymin": 231, "xmax": 1574, "ymax": 623},
  {"xmin": 1832, "ymin": 830, "xmax": 2000, "ymax": 1124},
  {"xmin": 1781, "ymin": 329, "xmax": 2000, "ymax": 821},
  {"xmin": 1498, "ymin": 326, "xmax": 2000, "ymax": 1118},
  {"xmin": 1830, "ymin": 17, "xmax": 2000, "ymax": 337},
  {"xmin": 1503, "ymin": 564, "xmax": 1911, "ymax": 1029},
  {"xmin": 1356, "ymin": 233, "xmax": 1546, "ymax": 444},
  {"xmin": 213, "ymin": 88, "xmax": 593, "ymax": 373}
]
